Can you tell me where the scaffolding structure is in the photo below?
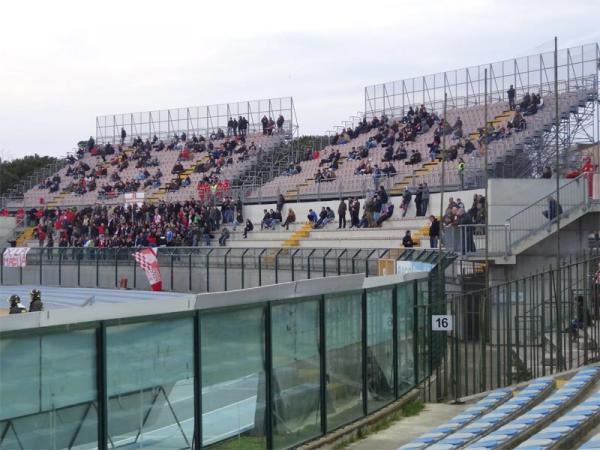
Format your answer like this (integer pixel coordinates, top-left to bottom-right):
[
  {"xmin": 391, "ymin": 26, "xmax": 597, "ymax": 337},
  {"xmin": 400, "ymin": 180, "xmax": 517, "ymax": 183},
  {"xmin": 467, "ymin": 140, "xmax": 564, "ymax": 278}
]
[
  {"xmin": 96, "ymin": 97, "xmax": 298, "ymax": 144},
  {"xmin": 364, "ymin": 43, "xmax": 600, "ymax": 178}
]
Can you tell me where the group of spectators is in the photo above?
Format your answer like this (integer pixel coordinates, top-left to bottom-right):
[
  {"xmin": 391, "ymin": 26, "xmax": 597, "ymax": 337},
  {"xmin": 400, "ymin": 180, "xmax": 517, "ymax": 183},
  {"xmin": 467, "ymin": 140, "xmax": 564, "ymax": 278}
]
[
  {"xmin": 436, "ymin": 194, "xmax": 486, "ymax": 253},
  {"xmin": 28, "ymin": 196, "xmax": 245, "ymax": 251},
  {"xmin": 37, "ymin": 126, "xmax": 266, "ymax": 201}
]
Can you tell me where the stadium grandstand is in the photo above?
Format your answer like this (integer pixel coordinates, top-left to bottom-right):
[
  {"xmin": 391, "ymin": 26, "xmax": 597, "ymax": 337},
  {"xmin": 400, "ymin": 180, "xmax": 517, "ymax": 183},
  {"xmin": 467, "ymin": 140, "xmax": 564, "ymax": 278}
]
[{"xmin": 2, "ymin": 41, "xmax": 600, "ymax": 450}]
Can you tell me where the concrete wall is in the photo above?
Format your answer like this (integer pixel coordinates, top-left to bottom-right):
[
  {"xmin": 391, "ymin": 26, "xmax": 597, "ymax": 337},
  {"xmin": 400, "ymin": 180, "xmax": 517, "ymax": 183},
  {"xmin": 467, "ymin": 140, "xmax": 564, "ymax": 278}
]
[
  {"xmin": 0, "ymin": 217, "xmax": 16, "ymax": 243},
  {"xmin": 488, "ymin": 179, "xmax": 571, "ymax": 226},
  {"xmin": 243, "ymin": 188, "xmax": 484, "ymax": 224}
]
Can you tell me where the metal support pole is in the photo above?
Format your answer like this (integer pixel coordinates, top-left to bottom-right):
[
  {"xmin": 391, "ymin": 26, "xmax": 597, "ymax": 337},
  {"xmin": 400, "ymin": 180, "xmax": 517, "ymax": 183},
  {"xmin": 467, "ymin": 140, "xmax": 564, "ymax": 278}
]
[
  {"xmin": 258, "ymin": 248, "xmax": 267, "ymax": 286},
  {"xmin": 265, "ymin": 303, "xmax": 274, "ymax": 450},
  {"xmin": 224, "ymin": 249, "xmax": 231, "ymax": 291},
  {"xmin": 554, "ymin": 36, "xmax": 563, "ymax": 370},
  {"xmin": 96, "ymin": 323, "xmax": 108, "ymax": 450},
  {"xmin": 319, "ymin": 295, "xmax": 327, "ymax": 434},
  {"xmin": 193, "ymin": 313, "xmax": 202, "ymax": 449},
  {"xmin": 241, "ymin": 249, "xmax": 249, "ymax": 288}
]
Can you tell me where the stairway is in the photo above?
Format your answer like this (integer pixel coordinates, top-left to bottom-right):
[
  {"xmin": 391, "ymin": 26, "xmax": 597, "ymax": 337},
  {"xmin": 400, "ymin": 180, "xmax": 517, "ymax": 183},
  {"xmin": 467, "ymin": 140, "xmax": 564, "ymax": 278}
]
[
  {"xmin": 15, "ymin": 227, "xmax": 35, "ymax": 246},
  {"xmin": 282, "ymin": 223, "xmax": 313, "ymax": 247}
]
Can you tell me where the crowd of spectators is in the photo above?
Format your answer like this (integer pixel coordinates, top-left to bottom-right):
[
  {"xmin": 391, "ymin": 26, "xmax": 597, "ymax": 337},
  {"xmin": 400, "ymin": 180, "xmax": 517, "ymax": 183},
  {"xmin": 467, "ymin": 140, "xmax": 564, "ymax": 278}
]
[
  {"xmin": 28, "ymin": 196, "xmax": 244, "ymax": 250},
  {"xmin": 36, "ymin": 126, "xmax": 266, "ymax": 202}
]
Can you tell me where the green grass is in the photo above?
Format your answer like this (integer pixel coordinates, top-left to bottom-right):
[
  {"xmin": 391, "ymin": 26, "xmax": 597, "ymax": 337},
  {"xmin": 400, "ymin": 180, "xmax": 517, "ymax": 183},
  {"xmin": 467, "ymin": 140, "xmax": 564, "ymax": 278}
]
[
  {"xmin": 334, "ymin": 400, "xmax": 424, "ymax": 450},
  {"xmin": 207, "ymin": 436, "xmax": 265, "ymax": 450}
]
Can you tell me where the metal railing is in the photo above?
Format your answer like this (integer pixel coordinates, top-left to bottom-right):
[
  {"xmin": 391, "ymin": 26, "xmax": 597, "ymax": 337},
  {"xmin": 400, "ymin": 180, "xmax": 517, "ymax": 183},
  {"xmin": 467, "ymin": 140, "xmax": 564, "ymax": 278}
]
[
  {"xmin": 440, "ymin": 249, "xmax": 600, "ymax": 401},
  {"xmin": 0, "ymin": 246, "xmax": 446, "ymax": 293},
  {"xmin": 506, "ymin": 174, "xmax": 591, "ymax": 249},
  {"xmin": 459, "ymin": 174, "xmax": 592, "ymax": 258}
]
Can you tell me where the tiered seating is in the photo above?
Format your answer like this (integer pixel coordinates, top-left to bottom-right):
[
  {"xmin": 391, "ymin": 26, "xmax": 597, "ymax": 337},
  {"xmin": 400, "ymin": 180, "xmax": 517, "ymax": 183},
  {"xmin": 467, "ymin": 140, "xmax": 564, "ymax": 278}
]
[
  {"xmin": 224, "ymin": 217, "xmax": 430, "ymax": 249},
  {"xmin": 465, "ymin": 367, "xmax": 600, "ymax": 450},
  {"xmin": 250, "ymin": 87, "xmax": 592, "ymax": 202},
  {"xmin": 426, "ymin": 378, "xmax": 554, "ymax": 450},
  {"xmin": 398, "ymin": 389, "xmax": 512, "ymax": 450},
  {"xmin": 18, "ymin": 132, "xmax": 282, "ymax": 208},
  {"xmin": 516, "ymin": 389, "xmax": 600, "ymax": 449}
]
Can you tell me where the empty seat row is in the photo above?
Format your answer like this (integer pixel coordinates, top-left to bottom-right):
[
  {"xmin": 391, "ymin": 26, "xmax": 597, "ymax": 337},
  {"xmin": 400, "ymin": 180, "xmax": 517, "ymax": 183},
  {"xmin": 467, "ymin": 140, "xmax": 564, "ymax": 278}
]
[
  {"xmin": 465, "ymin": 367, "xmax": 600, "ymax": 450},
  {"xmin": 516, "ymin": 388, "xmax": 600, "ymax": 449},
  {"xmin": 398, "ymin": 389, "xmax": 512, "ymax": 450},
  {"xmin": 426, "ymin": 379, "xmax": 554, "ymax": 450}
]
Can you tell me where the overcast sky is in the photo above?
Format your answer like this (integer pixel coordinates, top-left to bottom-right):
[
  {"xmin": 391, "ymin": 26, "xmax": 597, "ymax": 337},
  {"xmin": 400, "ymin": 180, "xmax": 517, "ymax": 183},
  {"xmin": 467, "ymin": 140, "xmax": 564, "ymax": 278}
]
[{"xmin": 0, "ymin": 0, "xmax": 599, "ymax": 158}]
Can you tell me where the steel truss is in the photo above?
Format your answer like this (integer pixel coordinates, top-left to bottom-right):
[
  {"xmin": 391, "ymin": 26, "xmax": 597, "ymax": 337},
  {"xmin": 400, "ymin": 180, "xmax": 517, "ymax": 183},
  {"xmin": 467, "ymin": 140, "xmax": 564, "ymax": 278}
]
[
  {"xmin": 96, "ymin": 97, "xmax": 299, "ymax": 145},
  {"xmin": 364, "ymin": 43, "xmax": 600, "ymax": 180}
]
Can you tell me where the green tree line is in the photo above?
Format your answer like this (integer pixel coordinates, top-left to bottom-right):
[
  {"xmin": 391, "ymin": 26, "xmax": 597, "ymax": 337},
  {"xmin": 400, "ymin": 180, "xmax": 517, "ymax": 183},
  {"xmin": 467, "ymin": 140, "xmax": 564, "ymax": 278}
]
[{"xmin": 0, "ymin": 154, "xmax": 58, "ymax": 196}]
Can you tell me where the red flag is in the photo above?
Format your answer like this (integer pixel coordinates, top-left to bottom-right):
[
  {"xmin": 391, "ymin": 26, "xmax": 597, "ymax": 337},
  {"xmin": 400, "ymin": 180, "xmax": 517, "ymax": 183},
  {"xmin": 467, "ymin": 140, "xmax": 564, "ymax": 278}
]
[{"xmin": 132, "ymin": 248, "xmax": 163, "ymax": 291}]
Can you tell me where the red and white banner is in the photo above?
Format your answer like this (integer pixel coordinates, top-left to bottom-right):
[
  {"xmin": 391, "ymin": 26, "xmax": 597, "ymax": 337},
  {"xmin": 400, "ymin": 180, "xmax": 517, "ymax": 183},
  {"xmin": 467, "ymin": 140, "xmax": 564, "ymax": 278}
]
[
  {"xmin": 3, "ymin": 247, "xmax": 30, "ymax": 268},
  {"xmin": 132, "ymin": 248, "xmax": 163, "ymax": 291}
]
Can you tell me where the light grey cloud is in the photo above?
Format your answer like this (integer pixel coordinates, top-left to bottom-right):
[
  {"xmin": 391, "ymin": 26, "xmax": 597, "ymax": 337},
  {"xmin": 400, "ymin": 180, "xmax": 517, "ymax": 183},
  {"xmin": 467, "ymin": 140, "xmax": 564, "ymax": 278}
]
[{"xmin": 0, "ymin": 0, "xmax": 599, "ymax": 157}]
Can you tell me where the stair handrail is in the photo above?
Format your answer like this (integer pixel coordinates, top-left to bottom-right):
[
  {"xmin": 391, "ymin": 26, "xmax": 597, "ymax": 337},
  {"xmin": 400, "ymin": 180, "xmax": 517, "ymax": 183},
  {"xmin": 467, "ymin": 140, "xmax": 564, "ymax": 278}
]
[{"xmin": 505, "ymin": 173, "xmax": 590, "ymax": 252}]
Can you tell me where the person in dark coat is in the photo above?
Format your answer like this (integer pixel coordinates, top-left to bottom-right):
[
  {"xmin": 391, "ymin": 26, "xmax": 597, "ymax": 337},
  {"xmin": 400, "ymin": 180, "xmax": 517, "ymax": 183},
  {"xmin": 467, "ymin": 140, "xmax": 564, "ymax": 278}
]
[
  {"xmin": 402, "ymin": 231, "xmax": 414, "ymax": 248},
  {"xmin": 338, "ymin": 199, "xmax": 347, "ymax": 229},
  {"xmin": 8, "ymin": 295, "xmax": 26, "ymax": 314},
  {"xmin": 28, "ymin": 289, "xmax": 44, "ymax": 312},
  {"xmin": 243, "ymin": 219, "xmax": 254, "ymax": 238},
  {"xmin": 429, "ymin": 215, "xmax": 440, "ymax": 249}
]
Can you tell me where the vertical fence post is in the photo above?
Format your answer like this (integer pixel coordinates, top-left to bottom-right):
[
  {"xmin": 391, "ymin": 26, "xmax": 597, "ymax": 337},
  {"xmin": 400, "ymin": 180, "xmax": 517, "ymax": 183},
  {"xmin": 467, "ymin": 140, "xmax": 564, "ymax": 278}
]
[
  {"xmin": 114, "ymin": 250, "xmax": 119, "ymax": 288},
  {"xmin": 392, "ymin": 285, "xmax": 399, "ymax": 399},
  {"xmin": 39, "ymin": 248, "xmax": 43, "ymax": 284},
  {"xmin": 58, "ymin": 250, "xmax": 62, "ymax": 286},
  {"xmin": 194, "ymin": 312, "xmax": 202, "ymax": 449},
  {"xmin": 241, "ymin": 249, "xmax": 248, "ymax": 289},
  {"xmin": 361, "ymin": 289, "xmax": 368, "ymax": 416},
  {"xmin": 206, "ymin": 249, "xmax": 213, "ymax": 292},
  {"xmin": 319, "ymin": 295, "xmax": 327, "ymax": 434},
  {"xmin": 96, "ymin": 323, "xmax": 108, "ymax": 450},
  {"xmin": 188, "ymin": 254, "xmax": 192, "ymax": 292},
  {"xmin": 258, "ymin": 249, "xmax": 267, "ymax": 286},
  {"xmin": 265, "ymin": 303, "xmax": 274, "ymax": 450},
  {"xmin": 95, "ymin": 250, "xmax": 99, "ymax": 288}
]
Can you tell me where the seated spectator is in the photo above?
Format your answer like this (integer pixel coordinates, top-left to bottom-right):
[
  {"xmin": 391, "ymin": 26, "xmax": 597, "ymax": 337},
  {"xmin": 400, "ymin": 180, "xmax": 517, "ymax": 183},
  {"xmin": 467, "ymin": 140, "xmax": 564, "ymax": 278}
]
[
  {"xmin": 218, "ymin": 227, "xmax": 230, "ymax": 246},
  {"xmin": 405, "ymin": 150, "xmax": 422, "ymax": 165},
  {"xmin": 171, "ymin": 162, "xmax": 184, "ymax": 175},
  {"xmin": 393, "ymin": 145, "xmax": 408, "ymax": 161},
  {"xmin": 382, "ymin": 162, "xmax": 397, "ymax": 176},
  {"xmin": 282, "ymin": 209, "xmax": 296, "ymax": 230},
  {"xmin": 178, "ymin": 147, "xmax": 191, "ymax": 161},
  {"xmin": 260, "ymin": 209, "xmax": 272, "ymax": 230},
  {"xmin": 464, "ymin": 139, "xmax": 476, "ymax": 154},
  {"xmin": 242, "ymin": 219, "xmax": 254, "ymax": 238},
  {"xmin": 402, "ymin": 230, "xmax": 414, "ymax": 248},
  {"xmin": 314, "ymin": 207, "xmax": 329, "ymax": 229},
  {"xmin": 376, "ymin": 202, "xmax": 394, "ymax": 227},
  {"xmin": 307, "ymin": 209, "xmax": 318, "ymax": 223}
]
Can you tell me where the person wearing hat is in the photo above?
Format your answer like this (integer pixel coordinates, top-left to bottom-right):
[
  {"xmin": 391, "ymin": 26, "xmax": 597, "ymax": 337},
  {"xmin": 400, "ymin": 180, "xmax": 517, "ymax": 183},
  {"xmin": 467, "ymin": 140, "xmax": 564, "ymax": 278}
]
[
  {"xmin": 29, "ymin": 289, "xmax": 44, "ymax": 312},
  {"xmin": 8, "ymin": 295, "xmax": 26, "ymax": 314}
]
